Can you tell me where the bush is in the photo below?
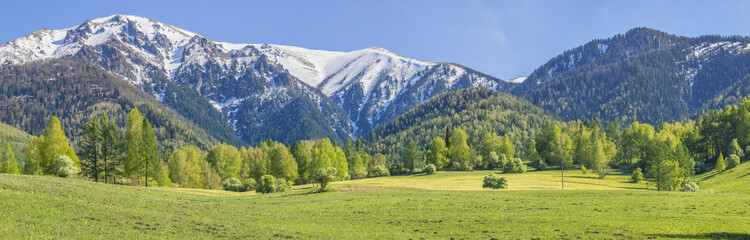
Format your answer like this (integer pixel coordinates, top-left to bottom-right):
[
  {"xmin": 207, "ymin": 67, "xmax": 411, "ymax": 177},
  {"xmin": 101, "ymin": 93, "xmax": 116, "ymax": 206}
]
[
  {"xmin": 256, "ymin": 175, "xmax": 278, "ymax": 193},
  {"xmin": 727, "ymin": 154, "xmax": 740, "ymax": 169},
  {"xmin": 368, "ymin": 165, "xmax": 390, "ymax": 177},
  {"xmin": 503, "ymin": 158, "xmax": 527, "ymax": 173},
  {"xmin": 424, "ymin": 164, "xmax": 437, "ymax": 175},
  {"xmin": 314, "ymin": 167, "xmax": 338, "ymax": 189},
  {"xmin": 274, "ymin": 178, "xmax": 292, "ymax": 192},
  {"xmin": 530, "ymin": 158, "xmax": 547, "ymax": 171},
  {"xmin": 53, "ymin": 155, "xmax": 79, "ymax": 178},
  {"xmin": 631, "ymin": 167, "xmax": 645, "ymax": 183},
  {"xmin": 221, "ymin": 178, "xmax": 246, "ymax": 192},
  {"xmin": 581, "ymin": 165, "xmax": 588, "ymax": 175},
  {"xmin": 243, "ymin": 178, "xmax": 257, "ymax": 191},
  {"xmin": 482, "ymin": 174, "xmax": 508, "ymax": 189},
  {"xmin": 681, "ymin": 181, "xmax": 700, "ymax": 192}
]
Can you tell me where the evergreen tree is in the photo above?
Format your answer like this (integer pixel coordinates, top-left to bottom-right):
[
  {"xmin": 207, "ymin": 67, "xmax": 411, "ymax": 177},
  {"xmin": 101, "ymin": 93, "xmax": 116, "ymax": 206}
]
[
  {"xmin": 79, "ymin": 116, "xmax": 102, "ymax": 181},
  {"xmin": 631, "ymin": 167, "xmax": 645, "ymax": 183},
  {"xmin": 1, "ymin": 144, "xmax": 19, "ymax": 174},
  {"xmin": 716, "ymin": 153, "xmax": 726, "ymax": 172}
]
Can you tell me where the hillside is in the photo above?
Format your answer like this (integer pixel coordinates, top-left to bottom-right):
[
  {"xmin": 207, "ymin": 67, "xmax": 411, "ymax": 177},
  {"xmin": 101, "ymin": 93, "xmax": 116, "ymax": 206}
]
[
  {"xmin": 1, "ymin": 170, "xmax": 748, "ymax": 239},
  {"xmin": 362, "ymin": 87, "xmax": 558, "ymax": 158},
  {"xmin": 0, "ymin": 121, "xmax": 31, "ymax": 165},
  {"xmin": 698, "ymin": 161, "xmax": 750, "ymax": 192},
  {"xmin": 514, "ymin": 27, "xmax": 750, "ymax": 125},
  {"xmin": 0, "ymin": 57, "xmax": 235, "ymax": 151}
]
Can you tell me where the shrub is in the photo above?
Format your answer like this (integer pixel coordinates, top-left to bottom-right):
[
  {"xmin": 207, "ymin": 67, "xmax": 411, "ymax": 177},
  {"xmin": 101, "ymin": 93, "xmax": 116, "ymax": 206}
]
[
  {"xmin": 221, "ymin": 178, "xmax": 246, "ymax": 192},
  {"xmin": 530, "ymin": 158, "xmax": 547, "ymax": 171},
  {"xmin": 53, "ymin": 155, "xmax": 79, "ymax": 178},
  {"xmin": 243, "ymin": 178, "xmax": 257, "ymax": 191},
  {"xmin": 727, "ymin": 154, "xmax": 740, "ymax": 170},
  {"xmin": 482, "ymin": 174, "xmax": 508, "ymax": 189},
  {"xmin": 424, "ymin": 164, "xmax": 437, "ymax": 175},
  {"xmin": 503, "ymin": 158, "xmax": 527, "ymax": 173},
  {"xmin": 631, "ymin": 167, "xmax": 645, "ymax": 183},
  {"xmin": 581, "ymin": 165, "xmax": 588, "ymax": 175},
  {"xmin": 314, "ymin": 167, "xmax": 338, "ymax": 189},
  {"xmin": 681, "ymin": 181, "xmax": 700, "ymax": 192},
  {"xmin": 368, "ymin": 165, "xmax": 390, "ymax": 177},
  {"xmin": 256, "ymin": 175, "xmax": 277, "ymax": 193},
  {"xmin": 274, "ymin": 178, "xmax": 292, "ymax": 192}
]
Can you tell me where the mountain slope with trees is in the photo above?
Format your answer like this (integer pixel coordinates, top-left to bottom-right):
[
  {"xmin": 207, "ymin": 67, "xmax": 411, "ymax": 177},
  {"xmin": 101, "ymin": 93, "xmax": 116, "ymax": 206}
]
[
  {"xmin": 0, "ymin": 57, "xmax": 231, "ymax": 151},
  {"xmin": 514, "ymin": 27, "xmax": 750, "ymax": 125},
  {"xmin": 362, "ymin": 87, "xmax": 559, "ymax": 163}
]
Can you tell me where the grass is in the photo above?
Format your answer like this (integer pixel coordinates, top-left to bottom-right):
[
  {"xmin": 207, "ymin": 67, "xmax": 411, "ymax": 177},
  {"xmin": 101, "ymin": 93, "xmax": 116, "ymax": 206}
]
[{"xmin": 1, "ymin": 163, "xmax": 749, "ymax": 239}]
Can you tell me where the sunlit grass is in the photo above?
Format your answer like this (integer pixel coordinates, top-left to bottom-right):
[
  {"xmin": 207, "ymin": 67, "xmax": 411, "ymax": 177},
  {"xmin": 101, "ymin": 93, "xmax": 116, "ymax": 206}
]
[{"xmin": 0, "ymin": 162, "xmax": 748, "ymax": 239}]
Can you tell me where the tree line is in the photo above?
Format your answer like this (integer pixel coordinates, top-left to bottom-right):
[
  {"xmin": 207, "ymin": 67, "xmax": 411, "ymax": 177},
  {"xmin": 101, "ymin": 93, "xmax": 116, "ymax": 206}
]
[{"xmin": 1, "ymin": 108, "xmax": 391, "ymax": 193}]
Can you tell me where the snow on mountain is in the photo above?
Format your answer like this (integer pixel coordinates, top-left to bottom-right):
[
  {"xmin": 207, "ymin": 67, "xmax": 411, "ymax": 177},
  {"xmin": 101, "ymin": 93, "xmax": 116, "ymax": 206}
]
[
  {"xmin": 507, "ymin": 76, "xmax": 527, "ymax": 83},
  {"xmin": 0, "ymin": 14, "xmax": 518, "ymax": 138}
]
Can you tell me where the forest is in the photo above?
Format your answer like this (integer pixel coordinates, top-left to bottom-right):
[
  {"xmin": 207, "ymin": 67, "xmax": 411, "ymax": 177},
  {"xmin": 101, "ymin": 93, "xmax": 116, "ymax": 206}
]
[{"xmin": 2, "ymin": 88, "xmax": 750, "ymax": 193}]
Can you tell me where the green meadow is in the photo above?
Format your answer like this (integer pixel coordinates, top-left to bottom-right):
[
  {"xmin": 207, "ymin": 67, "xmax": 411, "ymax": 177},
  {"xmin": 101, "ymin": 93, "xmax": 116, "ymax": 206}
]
[{"xmin": 1, "ymin": 163, "xmax": 749, "ymax": 239}]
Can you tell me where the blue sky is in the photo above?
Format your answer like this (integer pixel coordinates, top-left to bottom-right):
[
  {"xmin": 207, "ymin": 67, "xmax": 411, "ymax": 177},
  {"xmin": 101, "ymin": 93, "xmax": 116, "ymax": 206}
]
[{"xmin": 2, "ymin": 0, "xmax": 750, "ymax": 79}]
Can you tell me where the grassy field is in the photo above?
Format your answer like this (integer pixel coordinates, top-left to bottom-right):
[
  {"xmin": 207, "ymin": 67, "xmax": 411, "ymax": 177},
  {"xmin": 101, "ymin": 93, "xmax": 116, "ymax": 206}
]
[{"xmin": 1, "ymin": 164, "xmax": 749, "ymax": 239}]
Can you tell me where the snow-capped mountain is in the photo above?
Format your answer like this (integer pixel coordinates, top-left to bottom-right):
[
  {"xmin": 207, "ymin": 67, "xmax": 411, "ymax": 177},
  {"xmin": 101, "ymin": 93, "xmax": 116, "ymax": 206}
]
[{"xmin": 0, "ymin": 14, "xmax": 517, "ymax": 141}]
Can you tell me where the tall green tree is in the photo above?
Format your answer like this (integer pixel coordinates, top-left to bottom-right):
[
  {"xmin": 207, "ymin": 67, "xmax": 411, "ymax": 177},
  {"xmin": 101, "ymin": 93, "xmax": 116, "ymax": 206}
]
[
  {"xmin": 291, "ymin": 141, "xmax": 313, "ymax": 184},
  {"xmin": 207, "ymin": 143, "xmax": 242, "ymax": 181},
  {"xmin": 99, "ymin": 115, "xmax": 123, "ymax": 184},
  {"xmin": 401, "ymin": 139, "xmax": 421, "ymax": 173},
  {"xmin": 448, "ymin": 129, "xmax": 473, "ymax": 170},
  {"xmin": 1, "ymin": 144, "xmax": 19, "ymax": 174},
  {"xmin": 425, "ymin": 137, "xmax": 449, "ymax": 170},
  {"xmin": 79, "ymin": 116, "xmax": 106, "ymax": 181},
  {"xmin": 141, "ymin": 119, "xmax": 159, "ymax": 187},
  {"xmin": 124, "ymin": 108, "xmax": 144, "ymax": 185}
]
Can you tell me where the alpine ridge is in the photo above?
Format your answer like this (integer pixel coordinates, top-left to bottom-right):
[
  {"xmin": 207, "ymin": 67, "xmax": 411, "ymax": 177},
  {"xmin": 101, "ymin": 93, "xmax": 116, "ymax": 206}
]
[{"xmin": 0, "ymin": 14, "xmax": 518, "ymax": 144}]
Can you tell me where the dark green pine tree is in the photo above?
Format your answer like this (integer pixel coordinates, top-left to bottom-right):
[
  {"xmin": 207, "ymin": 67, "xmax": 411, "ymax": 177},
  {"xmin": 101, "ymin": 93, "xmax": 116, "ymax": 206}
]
[
  {"xmin": 402, "ymin": 139, "xmax": 421, "ymax": 173},
  {"xmin": 79, "ymin": 116, "xmax": 103, "ymax": 182}
]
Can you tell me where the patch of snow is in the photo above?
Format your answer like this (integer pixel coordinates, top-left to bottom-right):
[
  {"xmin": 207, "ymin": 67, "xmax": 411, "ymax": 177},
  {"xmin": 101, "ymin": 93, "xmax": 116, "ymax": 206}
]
[{"xmin": 507, "ymin": 76, "xmax": 527, "ymax": 83}]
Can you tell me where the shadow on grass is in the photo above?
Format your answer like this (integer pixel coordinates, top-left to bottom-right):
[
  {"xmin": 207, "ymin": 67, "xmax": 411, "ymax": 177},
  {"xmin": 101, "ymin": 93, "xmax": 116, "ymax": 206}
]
[{"xmin": 649, "ymin": 232, "xmax": 750, "ymax": 239}]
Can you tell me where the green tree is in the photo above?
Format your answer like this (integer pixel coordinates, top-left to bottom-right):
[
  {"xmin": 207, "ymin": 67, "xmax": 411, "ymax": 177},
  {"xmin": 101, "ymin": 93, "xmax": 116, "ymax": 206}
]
[
  {"xmin": 448, "ymin": 129, "xmax": 473, "ymax": 170},
  {"xmin": 124, "ymin": 108, "xmax": 144, "ymax": 185},
  {"xmin": 141, "ymin": 119, "xmax": 159, "ymax": 187},
  {"xmin": 631, "ymin": 167, "xmax": 645, "ymax": 183},
  {"xmin": 1, "ymin": 144, "xmax": 19, "ymax": 174},
  {"xmin": 78, "ymin": 117, "xmax": 102, "ymax": 181},
  {"xmin": 314, "ymin": 167, "xmax": 338, "ymax": 190},
  {"xmin": 269, "ymin": 143, "xmax": 299, "ymax": 183},
  {"xmin": 729, "ymin": 138, "xmax": 744, "ymax": 159},
  {"xmin": 401, "ymin": 139, "xmax": 421, "ymax": 173},
  {"xmin": 207, "ymin": 143, "xmax": 242, "ymax": 180},
  {"xmin": 716, "ymin": 153, "xmax": 726, "ymax": 172},
  {"xmin": 656, "ymin": 159, "xmax": 685, "ymax": 191},
  {"xmin": 27, "ymin": 116, "xmax": 79, "ymax": 175},
  {"xmin": 99, "ymin": 115, "xmax": 123, "ymax": 184},
  {"xmin": 291, "ymin": 141, "xmax": 313, "ymax": 184},
  {"xmin": 168, "ymin": 145, "xmax": 205, "ymax": 188},
  {"xmin": 425, "ymin": 137, "xmax": 448, "ymax": 170}
]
